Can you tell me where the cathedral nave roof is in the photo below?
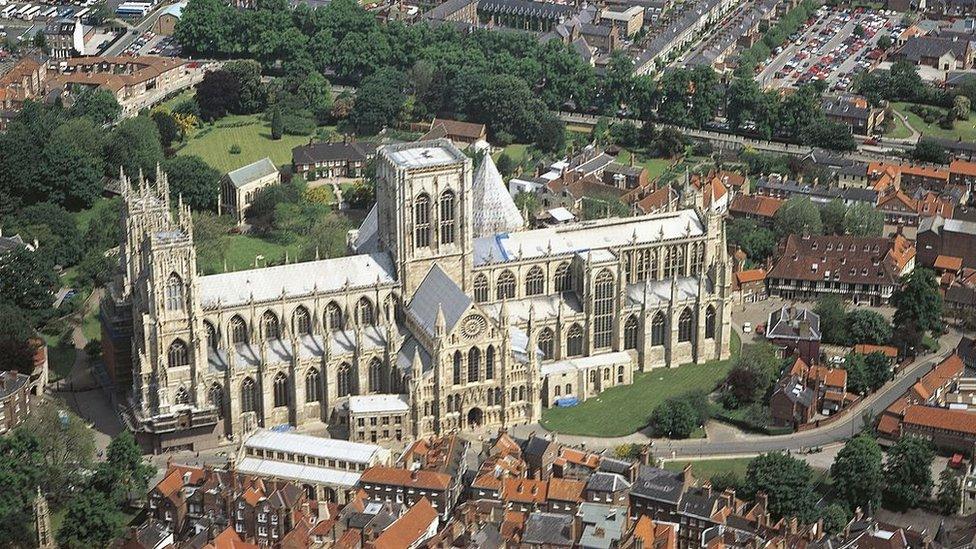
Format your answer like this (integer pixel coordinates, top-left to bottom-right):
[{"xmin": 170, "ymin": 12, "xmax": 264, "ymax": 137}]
[
  {"xmin": 407, "ymin": 265, "xmax": 472, "ymax": 337},
  {"xmin": 206, "ymin": 327, "xmax": 394, "ymax": 371},
  {"xmin": 480, "ymin": 293, "xmax": 583, "ymax": 325},
  {"xmin": 198, "ymin": 253, "xmax": 397, "ymax": 308},
  {"xmin": 625, "ymin": 276, "xmax": 710, "ymax": 309},
  {"xmin": 472, "ymin": 208, "xmax": 705, "ymax": 266}
]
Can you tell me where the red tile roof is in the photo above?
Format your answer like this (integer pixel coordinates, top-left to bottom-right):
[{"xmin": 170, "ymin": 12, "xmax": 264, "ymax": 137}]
[
  {"xmin": 935, "ymin": 255, "xmax": 964, "ymax": 272},
  {"xmin": 546, "ymin": 477, "xmax": 585, "ymax": 503},
  {"xmin": 768, "ymin": 234, "xmax": 913, "ymax": 286},
  {"xmin": 729, "ymin": 194, "xmax": 784, "ymax": 218},
  {"xmin": 501, "ymin": 478, "xmax": 548, "ymax": 504},
  {"xmin": 735, "ymin": 269, "xmax": 766, "ymax": 284},
  {"xmin": 360, "ymin": 466, "xmax": 451, "ymax": 491},
  {"xmin": 903, "ymin": 405, "xmax": 976, "ymax": 436},
  {"xmin": 372, "ymin": 497, "xmax": 438, "ymax": 549},
  {"xmin": 950, "ymin": 159, "xmax": 976, "ymax": 177},
  {"xmin": 854, "ymin": 344, "xmax": 898, "ymax": 358}
]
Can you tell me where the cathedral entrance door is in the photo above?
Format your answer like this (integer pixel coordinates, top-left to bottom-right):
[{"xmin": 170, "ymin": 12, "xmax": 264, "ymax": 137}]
[{"xmin": 466, "ymin": 407, "xmax": 484, "ymax": 428}]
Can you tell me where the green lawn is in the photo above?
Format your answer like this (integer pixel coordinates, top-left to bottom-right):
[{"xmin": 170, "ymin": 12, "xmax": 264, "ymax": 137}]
[
  {"xmin": 540, "ymin": 332, "xmax": 742, "ymax": 437},
  {"xmin": 494, "ymin": 143, "xmax": 531, "ymax": 165},
  {"xmin": 197, "ymin": 234, "xmax": 305, "ymax": 275},
  {"xmin": 617, "ymin": 149, "xmax": 675, "ymax": 181},
  {"xmin": 664, "ymin": 457, "xmax": 754, "ymax": 479},
  {"xmin": 159, "ymin": 89, "xmax": 195, "ymax": 112},
  {"xmin": 72, "ymin": 197, "xmax": 116, "ymax": 235},
  {"xmin": 894, "ymin": 102, "xmax": 976, "ymax": 142},
  {"xmin": 885, "ymin": 112, "xmax": 914, "ymax": 140},
  {"xmin": 176, "ymin": 114, "xmax": 312, "ymax": 173}
]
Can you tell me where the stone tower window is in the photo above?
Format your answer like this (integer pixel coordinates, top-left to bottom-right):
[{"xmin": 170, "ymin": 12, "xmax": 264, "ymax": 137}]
[
  {"xmin": 357, "ymin": 297, "xmax": 375, "ymax": 326},
  {"xmin": 453, "ymin": 351, "xmax": 462, "ymax": 386},
  {"xmin": 485, "ymin": 346, "xmax": 495, "ymax": 379},
  {"xmin": 230, "ymin": 316, "xmax": 248, "ymax": 345},
  {"xmin": 467, "ymin": 347, "xmax": 480, "ymax": 383},
  {"xmin": 167, "ymin": 340, "xmax": 189, "ymax": 368},
  {"xmin": 262, "ymin": 311, "xmax": 280, "ymax": 340},
  {"xmin": 414, "ymin": 193, "xmax": 431, "ymax": 249},
  {"xmin": 439, "ymin": 190, "xmax": 456, "ymax": 245},
  {"xmin": 273, "ymin": 372, "xmax": 288, "ymax": 408},
  {"xmin": 165, "ymin": 273, "xmax": 184, "ymax": 311},
  {"xmin": 337, "ymin": 363, "xmax": 352, "ymax": 397},
  {"xmin": 326, "ymin": 302, "xmax": 343, "ymax": 331},
  {"xmin": 174, "ymin": 386, "xmax": 190, "ymax": 405},
  {"xmin": 705, "ymin": 305, "xmax": 716, "ymax": 339},
  {"xmin": 293, "ymin": 306, "xmax": 311, "ymax": 336},
  {"xmin": 208, "ymin": 384, "xmax": 224, "ymax": 417},
  {"xmin": 368, "ymin": 358, "xmax": 383, "ymax": 393},
  {"xmin": 554, "ymin": 262, "xmax": 570, "ymax": 292}
]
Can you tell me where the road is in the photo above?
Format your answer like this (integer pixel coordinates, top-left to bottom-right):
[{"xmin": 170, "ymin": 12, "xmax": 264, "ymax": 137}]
[
  {"xmin": 556, "ymin": 111, "xmax": 916, "ymax": 162},
  {"xmin": 512, "ymin": 332, "xmax": 960, "ymax": 457},
  {"xmin": 103, "ymin": 2, "xmax": 170, "ymax": 57}
]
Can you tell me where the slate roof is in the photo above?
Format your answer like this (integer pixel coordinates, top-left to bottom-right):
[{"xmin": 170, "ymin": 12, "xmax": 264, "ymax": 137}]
[
  {"xmin": 479, "ymin": 0, "xmax": 573, "ymax": 19},
  {"xmin": 897, "ymin": 35, "xmax": 969, "ymax": 62},
  {"xmin": 227, "ymin": 157, "xmax": 277, "ymax": 188},
  {"xmin": 407, "ymin": 265, "xmax": 472, "ymax": 336},
  {"xmin": 766, "ymin": 305, "xmax": 821, "ymax": 341},
  {"xmin": 291, "ymin": 141, "xmax": 376, "ymax": 166},
  {"xmin": 523, "ymin": 512, "xmax": 575, "ymax": 546},
  {"xmin": 630, "ymin": 465, "xmax": 685, "ymax": 503},
  {"xmin": 586, "ymin": 471, "xmax": 631, "ymax": 492}
]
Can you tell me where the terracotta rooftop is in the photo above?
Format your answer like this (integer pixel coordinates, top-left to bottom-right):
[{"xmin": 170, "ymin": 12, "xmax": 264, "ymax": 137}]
[
  {"xmin": 903, "ymin": 405, "xmax": 976, "ymax": 436},
  {"xmin": 502, "ymin": 478, "xmax": 548, "ymax": 504},
  {"xmin": 935, "ymin": 254, "xmax": 964, "ymax": 272},
  {"xmin": 372, "ymin": 497, "xmax": 438, "ymax": 549},
  {"xmin": 735, "ymin": 269, "xmax": 766, "ymax": 284},
  {"xmin": 360, "ymin": 466, "xmax": 451, "ymax": 491},
  {"xmin": 429, "ymin": 117, "xmax": 486, "ymax": 140},
  {"xmin": 854, "ymin": 344, "xmax": 898, "ymax": 358},
  {"xmin": 950, "ymin": 159, "xmax": 976, "ymax": 177},
  {"xmin": 546, "ymin": 477, "xmax": 585, "ymax": 502},
  {"xmin": 729, "ymin": 194, "xmax": 784, "ymax": 218}
]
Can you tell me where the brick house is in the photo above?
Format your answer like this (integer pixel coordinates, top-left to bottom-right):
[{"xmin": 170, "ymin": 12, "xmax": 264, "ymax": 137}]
[
  {"xmin": 765, "ymin": 305, "xmax": 821, "ymax": 364},
  {"xmin": 291, "ymin": 140, "xmax": 377, "ymax": 180},
  {"xmin": 358, "ymin": 466, "xmax": 455, "ymax": 520},
  {"xmin": 0, "ymin": 370, "xmax": 31, "ymax": 434}
]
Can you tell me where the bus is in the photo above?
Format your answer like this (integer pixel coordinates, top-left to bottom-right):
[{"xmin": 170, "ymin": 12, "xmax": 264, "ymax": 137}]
[
  {"xmin": 21, "ymin": 5, "xmax": 42, "ymax": 19},
  {"xmin": 13, "ymin": 4, "xmax": 32, "ymax": 17},
  {"xmin": 115, "ymin": 2, "xmax": 150, "ymax": 16},
  {"xmin": 40, "ymin": 6, "xmax": 57, "ymax": 17},
  {"xmin": 0, "ymin": 4, "xmax": 18, "ymax": 17}
]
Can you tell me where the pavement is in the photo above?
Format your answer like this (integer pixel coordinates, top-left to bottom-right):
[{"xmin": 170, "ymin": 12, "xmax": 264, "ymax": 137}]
[{"xmin": 103, "ymin": 2, "xmax": 172, "ymax": 57}]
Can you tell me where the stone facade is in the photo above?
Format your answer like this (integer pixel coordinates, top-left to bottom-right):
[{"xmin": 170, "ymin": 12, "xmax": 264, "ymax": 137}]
[{"xmin": 104, "ymin": 139, "xmax": 732, "ymax": 453}]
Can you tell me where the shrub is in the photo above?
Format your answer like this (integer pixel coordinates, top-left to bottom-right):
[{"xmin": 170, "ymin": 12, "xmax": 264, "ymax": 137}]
[{"xmin": 229, "ymin": 144, "xmax": 241, "ymax": 154}]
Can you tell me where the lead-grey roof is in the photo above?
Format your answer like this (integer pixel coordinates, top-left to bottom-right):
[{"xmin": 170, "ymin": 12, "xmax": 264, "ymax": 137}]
[
  {"xmin": 630, "ymin": 465, "xmax": 685, "ymax": 503},
  {"xmin": 586, "ymin": 471, "xmax": 631, "ymax": 492},
  {"xmin": 226, "ymin": 157, "xmax": 277, "ymax": 188},
  {"xmin": 523, "ymin": 512, "xmax": 575, "ymax": 546},
  {"xmin": 579, "ymin": 503, "xmax": 627, "ymax": 549},
  {"xmin": 407, "ymin": 265, "xmax": 472, "ymax": 336}
]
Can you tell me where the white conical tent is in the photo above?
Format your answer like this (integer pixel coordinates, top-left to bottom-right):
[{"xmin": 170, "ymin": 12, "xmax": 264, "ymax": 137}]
[{"xmin": 472, "ymin": 152, "xmax": 524, "ymax": 237}]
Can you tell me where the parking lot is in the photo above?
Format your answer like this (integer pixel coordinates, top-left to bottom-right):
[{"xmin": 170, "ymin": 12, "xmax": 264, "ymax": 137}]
[
  {"xmin": 757, "ymin": 6, "xmax": 899, "ymax": 91},
  {"xmin": 120, "ymin": 29, "xmax": 180, "ymax": 56}
]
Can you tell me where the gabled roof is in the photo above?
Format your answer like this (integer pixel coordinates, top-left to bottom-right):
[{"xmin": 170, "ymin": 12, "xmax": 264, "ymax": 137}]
[
  {"xmin": 729, "ymin": 194, "xmax": 784, "ymax": 218},
  {"xmin": 523, "ymin": 512, "xmax": 575, "ymax": 546},
  {"xmin": 360, "ymin": 466, "xmax": 451, "ymax": 491},
  {"xmin": 766, "ymin": 305, "xmax": 821, "ymax": 341},
  {"xmin": 630, "ymin": 466, "xmax": 686, "ymax": 503},
  {"xmin": 226, "ymin": 157, "xmax": 277, "ymax": 188},
  {"xmin": 429, "ymin": 118, "xmax": 486, "ymax": 140},
  {"xmin": 373, "ymin": 497, "xmax": 438, "ymax": 549},
  {"xmin": 407, "ymin": 265, "xmax": 472, "ymax": 336},
  {"xmin": 903, "ymin": 405, "xmax": 976, "ymax": 436}
]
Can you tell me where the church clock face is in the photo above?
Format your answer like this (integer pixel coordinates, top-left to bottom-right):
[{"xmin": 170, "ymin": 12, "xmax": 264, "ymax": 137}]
[{"xmin": 461, "ymin": 314, "xmax": 487, "ymax": 339}]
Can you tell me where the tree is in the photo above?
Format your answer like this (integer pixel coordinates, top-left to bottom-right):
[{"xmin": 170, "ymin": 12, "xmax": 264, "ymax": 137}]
[
  {"xmin": 162, "ymin": 156, "xmax": 221, "ymax": 211},
  {"xmin": 844, "ymin": 202, "xmax": 884, "ymax": 236},
  {"xmin": 741, "ymin": 452, "xmax": 817, "ymax": 522},
  {"xmin": 0, "ymin": 304, "xmax": 38, "ymax": 374},
  {"xmin": 844, "ymin": 352, "xmax": 870, "ymax": 394},
  {"xmin": 774, "ymin": 196, "xmax": 823, "ymax": 238},
  {"xmin": 348, "ymin": 67, "xmax": 405, "ymax": 135},
  {"xmin": 654, "ymin": 127, "xmax": 687, "ymax": 158},
  {"xmin": 726, "ymin": 218, "xmax": 777, "ymax": 264},
  {"xmin": 820, "ymin": 199, "xmax": 847, "ymax": 235},
  {"xmin": 0, "ymin": 248, "xmax": 58, "ymax": 326},
  {"xmin": 710, "ymin": 470, "xmax": 741, "ymax": 493},
  {"xmin": 173, "ymin": 0, "xmax": 233, "ymax": 57},
  {"xmin": 877, "ymin": 34, "xmax": 893, "ymax": 50},
  {"xmin": 803, "ymin": 119, "xmax": 857, "ymax": 152},
  {"xmin": 151, "ymin": 110, "xmax": 181, "ymax": 147},
  {"xmin": 224, "ymin": 60, "xmax": 265, "ymax": 114},
  {"xmin": 535, "ymin": 114, "xmax": 566, "ymax": 154},
  {"xmin": 883, "ymin": 436, "xmax": 934, "ymax": 511},
  {"xmin": 650, "ymin": 398, "xmax": 700, "ymax": 438},
  {"xmin": 821, "ymin": 503, "xmax": 851, "ymax": 535},
  {"xmin": 892, "ymin": 268, "xmax": 943, "ymax": 337},
  {"xmin": 90, "ymin": 431, "xmax": 154, "ymax": 503},
  {"xmin": 954, "ymin": 95, "xmax": 971, "ymax": 121},
  {"xmin": 23, "ymin": 401, "xmax": 96, "ymax": 504},
  {"xmin": 936, "ymin": 468, "xmax": 962, "ymax": 515},
  {"xmin": 11, "ymin": 202, "xmax": 84, "ymax": 268},
  {"xmin": 57, "ymin": 490, "xmax": 127, "ymax": 548},
  {"xmin": 610, "ymin": 121, "xmax": 639, "ymax": 148},
  {"xmin": 104, "ymin": 115, "xmax": 164, "ymax": 178},
  {"xmin": 0, "ymin": 430, "xmax": 43, "ymax": 545},
  {"xmin": 814, "ymin": 296, "xmax": 847, "ymax": 345},
  {"xmin": 195, "ymin": 69, "xmax": 241, "ymax": 121},
  {"xmin": 845, "ymin": 309, "xmax": 892, "ymax": 345},
  {"xmin": 830, "ymin": 434, "xmax": 883, "ymax": 511},
  {"xmin": 912, "ymin": 138, "xmax": 949, "ymax": 164},
  {"xmin": 271, "ymin": 105, "xmax": 284, "ymax": 140},
  {"xmin": 68, "ymin": 89, "xmax": 121, "ymax": 125},
  {"xmin": 496, "ymin": 153, "xmax": 516, "ymax": 176}
]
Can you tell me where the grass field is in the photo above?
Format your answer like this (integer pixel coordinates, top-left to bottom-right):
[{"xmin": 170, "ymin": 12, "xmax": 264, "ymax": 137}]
[
  {"xmin": 197, "ymin": 234, "xmax": 305, "ymax": 275},
  {"xmin": 617, "ymin": 149, "xmax": 672, "ymax": 180},
  {"xmin": 494, "ymin": 143, "xmax": 532, "ymax": 166},
  {"xmin": 664, "ymin": 457, "xmax": 754, "ymax": 479},
  {"xmin": 540, "ymin": 332, "xmax": 742, "ymax": 437},
  {"xmin": 176, "ymin": 114, "xmax": 313, "ymax": 173},
  {"xmin": 885, "ymin": 112, "xmax": 914, "ymax": 140},
  {"xmin": 894, "ymin": 102, "xmax": 976, "ymax": 142}
]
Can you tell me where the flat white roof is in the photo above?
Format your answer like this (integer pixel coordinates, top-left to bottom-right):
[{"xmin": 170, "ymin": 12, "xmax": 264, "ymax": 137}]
[
  {"xmin": 945, "ymin": 218, "xmax": 976, "ymax": 236},
  {"xmin": 473, "ymin": 209, "xmax": 704, "ymax": 265},
  {"xmin": 382, "ymin": 140, "xmax": 467, "ymax": 169},
  {"xmin": 198, "ymin": 253, "xmax": 396, "ymax": 308},
  {"xmin": 236, "ymin": 456, "xmax": 361, "ymax": 488},
  {"xmin": 541, "ymin": 351, "xmax": 633, "ymax": 377},
  {"xmin": 348, "ymin": 394, "xmax": 410, "ymax": 414},
  {"xmin": 242, "ymin": 429, "xmax": 385, "ymax": 465}
]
